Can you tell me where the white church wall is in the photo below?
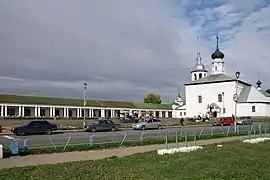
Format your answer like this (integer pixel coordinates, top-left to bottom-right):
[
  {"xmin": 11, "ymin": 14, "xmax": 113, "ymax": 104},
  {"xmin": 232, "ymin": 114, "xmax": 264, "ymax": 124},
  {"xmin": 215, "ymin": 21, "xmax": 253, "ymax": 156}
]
[
  {"xmin": 185, "ymin": 81, "xmax": 243, "ymax": 118},
  {"xmin": 237, "ymin": 103, "xmax": 270, "ymax": 117}
]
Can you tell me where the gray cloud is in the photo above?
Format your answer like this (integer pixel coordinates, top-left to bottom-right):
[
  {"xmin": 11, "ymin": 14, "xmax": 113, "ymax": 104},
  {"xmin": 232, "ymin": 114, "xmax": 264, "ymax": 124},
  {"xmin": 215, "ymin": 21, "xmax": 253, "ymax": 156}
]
[
  {"xmin": 1, "ymin": 0, "xmax": 269, "ymax": 103},
  {"xmin": 0, "ymin": 0, "xmax": 196, "ymax": 102}
]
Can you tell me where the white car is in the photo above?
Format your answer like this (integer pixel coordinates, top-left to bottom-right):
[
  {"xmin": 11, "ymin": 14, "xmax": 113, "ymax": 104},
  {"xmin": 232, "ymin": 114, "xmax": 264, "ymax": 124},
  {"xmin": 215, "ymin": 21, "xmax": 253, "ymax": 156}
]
[{"xmin": 132, "ymin": 119, "xmax": 163, "ymax": 130}]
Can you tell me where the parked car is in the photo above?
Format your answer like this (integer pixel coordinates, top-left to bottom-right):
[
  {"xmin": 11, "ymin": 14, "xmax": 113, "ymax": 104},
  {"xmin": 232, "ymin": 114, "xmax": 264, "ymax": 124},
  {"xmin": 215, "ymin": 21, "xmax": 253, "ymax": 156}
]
[
  {"xmin": 132, "ymin": 118, "xmax": 163, "ymax": 130},
  {"xmin": 120, "ymin": 118, "xmax": 139, "ymax": 123},
  {"xmin": 212, "ymin": 116, "xmax": 235, "ymax": 126},
  {"xmin": 11, "ymin": 120, "xmax": 58, "ymax": 136},
  {"xmin": 236, "ymin": 116, "xmax": 253, "ymax": 125},
  {"xmin": 85, "ymin": 120, "xmax": 120, "ymax": 132}
]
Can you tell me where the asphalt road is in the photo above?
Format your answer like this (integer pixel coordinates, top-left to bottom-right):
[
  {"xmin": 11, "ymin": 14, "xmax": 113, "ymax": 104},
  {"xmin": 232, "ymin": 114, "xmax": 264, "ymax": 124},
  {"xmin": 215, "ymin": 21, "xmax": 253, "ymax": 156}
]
[{"xmin": 1, "ymin": 123, "xmax": 269, "ymax": 150}]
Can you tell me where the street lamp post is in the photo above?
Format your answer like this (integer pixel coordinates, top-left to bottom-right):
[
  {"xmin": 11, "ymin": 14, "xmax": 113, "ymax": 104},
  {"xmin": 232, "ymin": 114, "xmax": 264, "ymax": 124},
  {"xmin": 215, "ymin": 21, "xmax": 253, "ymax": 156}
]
[
  {"xmin": 234, "ymin": 71, "xmax": 240, "ymax": 132},
  {"xmin": 83, "ymin": 82, "xmax": 87, "ymax": 127},
  {"xmin": 222, "ymin": 92, "xmax": 224, "ymax": 117}
]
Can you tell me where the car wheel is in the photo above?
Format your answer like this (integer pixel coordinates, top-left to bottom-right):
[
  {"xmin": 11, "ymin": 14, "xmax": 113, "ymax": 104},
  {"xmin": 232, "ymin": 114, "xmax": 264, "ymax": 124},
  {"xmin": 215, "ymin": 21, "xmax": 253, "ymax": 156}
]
[
  {"xmin": 141, "ymin": 126, "xmax": 146, "ymax": 130},
  {"xmin": 157, "ymin": 125, "xmax": 162, "ymax": 130},
  {"xmin": 111, "ymin": 127, "xmax": 116, "ymax": 132},
  {"xmin": 18, "ymin": 130, "xmax": 26, "ymax": 136},
  {"xmin": 45, "ymin": 129, "xmax": 52, "ymax": 135},
  {"xmin": 91, "ymin": 128, "xmax": 96, "ymax": 132}
]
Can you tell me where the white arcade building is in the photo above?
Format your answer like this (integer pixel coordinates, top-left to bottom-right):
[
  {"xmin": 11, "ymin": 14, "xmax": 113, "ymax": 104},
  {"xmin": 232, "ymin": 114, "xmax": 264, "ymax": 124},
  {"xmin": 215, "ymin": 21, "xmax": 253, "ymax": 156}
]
[{"xmin": 172, "ymin": 35, "xmax": 270, "ymax": 119}]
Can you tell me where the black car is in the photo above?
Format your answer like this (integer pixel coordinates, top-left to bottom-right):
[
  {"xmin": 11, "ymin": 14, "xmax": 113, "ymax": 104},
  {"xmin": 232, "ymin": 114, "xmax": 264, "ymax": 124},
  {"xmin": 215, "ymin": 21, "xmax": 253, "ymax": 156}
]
[
  {"xmin": 85, "ymin": 120, "xmax": 121, "ymax": 132},
  {"xmin": 11, "ymin": 120, "xmax": 58, "ymax": 136}
]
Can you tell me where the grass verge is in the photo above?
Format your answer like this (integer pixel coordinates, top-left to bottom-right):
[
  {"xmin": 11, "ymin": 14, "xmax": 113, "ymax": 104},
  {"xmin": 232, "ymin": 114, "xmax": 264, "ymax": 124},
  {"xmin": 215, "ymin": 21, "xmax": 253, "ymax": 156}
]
[
  {"xmin": 1, "ymin": 141, "xmax": 270, "ymax": 180},
  {"xmin": 3, "ymin": 128, "xmax": 268, "ymax": 158}
]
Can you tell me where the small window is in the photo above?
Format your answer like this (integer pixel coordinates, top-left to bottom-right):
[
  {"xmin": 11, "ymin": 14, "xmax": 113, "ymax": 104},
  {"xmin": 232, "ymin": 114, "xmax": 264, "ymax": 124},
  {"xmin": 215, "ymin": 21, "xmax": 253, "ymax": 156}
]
[
  {"xmin": 199, "ymin": 73, "xmax": 202, "ymax": 79},
  {"xmin": 218, "ymin": 94, "xmax": 222, "ymax": 102},
  {"xmin": 215, "ymin": 66, "xmax": 217, "ymax": 71},
  {"xmin": 194, "ymin": 74, "xmax": 197, "ymax": 80},
  {"xmin": 198, "ymin": 95, "xmax": 202, "ymax": 103},
  {"xmin": 223, "ymin": 108, "xmax": 226, "ymax": 113},
  {"xmin": 180, "ymin": 112, "xmax": 182, "ymax": 116},
  {"xmin": 153, "ymin": 119, "xmax": 157, "ymax": 122},
  {"xmin": 184, "ymin": 112, "xmax": 186, "ymax": 115},
  {"xmin": 252, "ymin": 106, "xmax": 256, "ymax": 112}
]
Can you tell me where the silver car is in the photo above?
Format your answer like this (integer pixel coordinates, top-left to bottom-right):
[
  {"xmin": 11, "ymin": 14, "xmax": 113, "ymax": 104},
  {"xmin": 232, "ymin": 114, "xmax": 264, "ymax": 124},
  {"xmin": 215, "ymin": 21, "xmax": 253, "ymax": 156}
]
[{"xmin": 132, "ymin": 119, "xmax": 163, "ymax": 130}]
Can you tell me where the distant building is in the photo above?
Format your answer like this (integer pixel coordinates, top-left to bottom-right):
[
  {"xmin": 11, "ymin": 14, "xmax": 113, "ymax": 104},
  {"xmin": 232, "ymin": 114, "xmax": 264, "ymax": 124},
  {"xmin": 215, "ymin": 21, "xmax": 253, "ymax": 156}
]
[{"xmin": 0, "ymin": 94, "xmax": 172, "ymax": 118}]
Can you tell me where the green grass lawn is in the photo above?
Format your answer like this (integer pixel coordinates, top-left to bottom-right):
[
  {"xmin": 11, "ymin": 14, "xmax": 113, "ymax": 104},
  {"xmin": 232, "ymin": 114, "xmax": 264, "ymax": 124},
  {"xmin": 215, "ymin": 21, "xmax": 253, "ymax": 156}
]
[{"xmin": 1, "ymin": 141, "xmax": 270, "ymax": 180}]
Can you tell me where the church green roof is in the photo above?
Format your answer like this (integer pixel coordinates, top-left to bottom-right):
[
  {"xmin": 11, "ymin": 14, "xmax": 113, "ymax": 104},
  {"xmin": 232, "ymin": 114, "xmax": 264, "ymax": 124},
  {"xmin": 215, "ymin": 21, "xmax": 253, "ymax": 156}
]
[{"xmin": 0, "ymin": 94, "xmax": 172, "ymax": 110}]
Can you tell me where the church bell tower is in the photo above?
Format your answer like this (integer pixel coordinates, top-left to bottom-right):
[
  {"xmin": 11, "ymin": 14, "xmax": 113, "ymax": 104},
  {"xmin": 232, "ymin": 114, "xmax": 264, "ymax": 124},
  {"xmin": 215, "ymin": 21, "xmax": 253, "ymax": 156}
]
[
  {"xmin": 211, "ymin": 34, "xmax": 225, "ymax": 74},
  {"xmin": 191, "ymin": 52, "xmax": 208, "ymax": 81}
]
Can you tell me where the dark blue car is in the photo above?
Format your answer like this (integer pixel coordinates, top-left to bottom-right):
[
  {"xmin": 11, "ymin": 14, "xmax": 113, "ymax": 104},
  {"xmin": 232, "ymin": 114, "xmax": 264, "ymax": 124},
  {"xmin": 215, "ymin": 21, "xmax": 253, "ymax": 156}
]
[{"xmin": 11, "ymin": 120, "xmax": 58, "ymax": 136}]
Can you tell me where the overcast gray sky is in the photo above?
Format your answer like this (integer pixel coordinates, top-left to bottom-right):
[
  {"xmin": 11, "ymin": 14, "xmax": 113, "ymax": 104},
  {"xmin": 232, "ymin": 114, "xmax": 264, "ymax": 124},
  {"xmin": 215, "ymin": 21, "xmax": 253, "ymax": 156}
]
[{"xmin": 0, "ymin": 0, "xmax": 270, "ymax": 102}]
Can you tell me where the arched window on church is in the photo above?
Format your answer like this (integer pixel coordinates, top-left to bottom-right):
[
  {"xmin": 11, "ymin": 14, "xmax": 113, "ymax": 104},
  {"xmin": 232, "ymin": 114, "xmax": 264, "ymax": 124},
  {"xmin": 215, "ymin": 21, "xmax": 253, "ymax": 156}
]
[
  {"xmin": 218, "ymin": 94, "xmax": 222, "ymax": 102},
  {"xmin": 199, "ymin": 73, "xmax": 202, "ymax": 79},
  {"xmin": 194, "ymin": 74, "xmax": 197, "ymax": 80},
  {"xmin": 215, "ymin": 66, "xmax": 217, "ymax": 71},
  {"xmin": 198, "ymin": 95, "xmax": 202, "ymax": 103}
]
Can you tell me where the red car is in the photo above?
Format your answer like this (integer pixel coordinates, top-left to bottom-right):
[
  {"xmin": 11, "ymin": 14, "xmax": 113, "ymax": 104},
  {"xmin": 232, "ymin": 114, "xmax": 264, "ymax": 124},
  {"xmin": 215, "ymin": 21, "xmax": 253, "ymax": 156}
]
[{"xmin": 213, "ymin": 115, "xmax": 235, "ymax": 126}]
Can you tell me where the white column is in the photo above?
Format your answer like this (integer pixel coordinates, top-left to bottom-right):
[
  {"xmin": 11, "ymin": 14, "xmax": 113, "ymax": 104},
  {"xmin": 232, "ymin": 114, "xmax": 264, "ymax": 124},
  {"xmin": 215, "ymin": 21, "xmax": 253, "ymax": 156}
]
[
  {"xmin": 111, "ymin": 109, "xmax": 114, "ymax": 117},
  {"xmin": 79, "ymin": 108, "xmax": 82, "ymax": 117},
  {"xmin": 138, "ymin": 110, "xmax": 141, "ymax": 117},
  {"xmin": 159, "ymin": 111, "xmax": 162, "ymax": 118},
  {"xmin": 77, "ymin": 108, "xmax": 80, "ymax": 118},
  {"xmin": 21, "ymin": 106, "xmax": 25, "ymax": 117},
  {"xmin": 52, "ymin": 107, "xmax": 55, "ymax": 117},
  {"xmin": 165, "ymin": 111, "xmax": 169, "ymax": 118},
  {"xmin": 18, "ymin": 106, "xmax": 21, "ymax": 116},
  {"xmin": 37, "ymin": 107, "xmax": 41, "ymax": 117},
  {"xmin": 66, "ymin": 108, "xmax": 69, "ymax": 118},
  {"xmin": 89, "ymin": 109, "xmax": 92, "ymax": 117},
  {"xmin": 1, "ymin": 105, "xmax": 3, "ymax": 117},
  {"xmin": 34, "ymin": 107, "xmax": 38, "ymax": 117},
  {"xmin": 49, "ymin": 107, "xmax": 52, "ymax": 117},
  {"xmin": 63, "ymin": 108, "xmax": 66, "ymax": 117},
  {"xmin": 153, "ymin": 111, "xmax": 156, "ymax": 117},
  {"xmin": 91, "ymin": 109, "xmax": 94, "ymax": 117},
  {"xmin": 4, "ymin": 106, "xmax": 7, "ymax": 117},
  {"xmin": 101, "ymin": 109, "xmax": 105, "ymax": 118}
]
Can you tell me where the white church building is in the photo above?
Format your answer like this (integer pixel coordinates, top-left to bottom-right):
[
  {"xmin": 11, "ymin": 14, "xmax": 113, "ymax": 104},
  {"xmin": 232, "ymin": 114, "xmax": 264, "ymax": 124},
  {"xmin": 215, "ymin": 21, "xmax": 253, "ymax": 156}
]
[{"xmin": 172, "ymin": 35, "xmax": 270, "ymax": 119}]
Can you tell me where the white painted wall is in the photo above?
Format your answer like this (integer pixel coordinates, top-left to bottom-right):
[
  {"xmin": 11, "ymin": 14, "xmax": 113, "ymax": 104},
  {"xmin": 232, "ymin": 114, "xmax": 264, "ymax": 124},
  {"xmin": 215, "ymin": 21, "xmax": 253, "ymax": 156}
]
[
  {"xmin": 185, "ymin": 81, "xmax": 244, "ymax": 118},
  {"xmin": 238, "ymin": 103, "xmax": 270, "ymax": 117},
  {"xmin": 172, "ymin": 105, "xmax": 187, "ymax": 118},
  {"xmin": 211, "ymin": 58, "xmax": 225, "ymax": 74}
]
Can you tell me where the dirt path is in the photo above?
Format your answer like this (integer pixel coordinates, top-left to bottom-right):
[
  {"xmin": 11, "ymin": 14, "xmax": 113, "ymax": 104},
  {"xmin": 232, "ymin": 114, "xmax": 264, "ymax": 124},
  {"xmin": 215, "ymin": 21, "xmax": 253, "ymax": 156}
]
[{"xmin": 0, "ymin": 135, "xmax": 263, "ymax": 170}]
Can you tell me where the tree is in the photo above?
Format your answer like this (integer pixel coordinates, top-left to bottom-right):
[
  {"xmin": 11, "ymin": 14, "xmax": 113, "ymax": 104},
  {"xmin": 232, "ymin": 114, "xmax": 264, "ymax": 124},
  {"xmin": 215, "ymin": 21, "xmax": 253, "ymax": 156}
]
[
  {"xmin": 266, "ymin": 89, "xmax": 270, "ymax": 94},
  {"xmin": 143, "ymin": 93, "xmax": 161, "ymax": 104}
]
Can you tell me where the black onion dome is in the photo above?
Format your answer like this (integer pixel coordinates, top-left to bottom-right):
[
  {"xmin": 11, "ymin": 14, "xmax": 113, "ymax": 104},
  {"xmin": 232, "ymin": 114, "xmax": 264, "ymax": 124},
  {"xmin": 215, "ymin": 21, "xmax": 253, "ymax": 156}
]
[
  {"xmin": 211, "ymin": 34, "xmax": 224, "ymax": 59},
  {"xmin": 211, "ymin": 49, "xmax": 224, "ymax": 59},
  {"xmin": 256, "ymin": 80, "xmax": 262, "ymax": 86}
]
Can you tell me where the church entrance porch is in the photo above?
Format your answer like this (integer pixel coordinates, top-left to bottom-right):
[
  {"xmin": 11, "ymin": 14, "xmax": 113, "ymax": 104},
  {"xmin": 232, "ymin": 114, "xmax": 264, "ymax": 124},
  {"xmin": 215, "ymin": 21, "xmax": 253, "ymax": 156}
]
[{"xmin": 207, "ymin": 103, "xmax": 221, "ymax": 118}]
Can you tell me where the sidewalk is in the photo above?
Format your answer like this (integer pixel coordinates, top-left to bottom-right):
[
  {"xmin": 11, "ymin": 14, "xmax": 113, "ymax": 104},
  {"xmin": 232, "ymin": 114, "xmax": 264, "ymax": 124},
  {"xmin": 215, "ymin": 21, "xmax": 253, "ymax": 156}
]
[{"xmin": 0, "ymin": 134, "xmax": 262, "ymax": 170}]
